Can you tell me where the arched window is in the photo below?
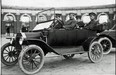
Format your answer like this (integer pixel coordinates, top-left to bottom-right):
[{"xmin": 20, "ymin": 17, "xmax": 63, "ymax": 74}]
[
  {"xmin": 3, "ymin": 13, "xmax": 16, "ymax": 22},
  {"xmin": 97, "ymin": 13, "xmax": 109, "ymax": 24},
  {"xmin": 3, "ymin": 13, "xmax": 16, "ymax": 35},
  {"xmin": 36, "ymin": 14, "xmax": 47, "ymax": 22},
  {"xmin": 81, "ymin": 13, "xmax": 90, "ymax": 24},
  {"xmin": 20, "ymin": 14, "xmax": 32, "ymax": 23},
  {"xmin": 20, "ymin": 14, "xmax": 32, "ymax": 32}
]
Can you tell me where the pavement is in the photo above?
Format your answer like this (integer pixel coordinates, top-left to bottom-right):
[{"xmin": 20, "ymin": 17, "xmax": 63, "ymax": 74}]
[{"xmin": 0, "ymin": 35, "xmax": 116, "ymax": 75}]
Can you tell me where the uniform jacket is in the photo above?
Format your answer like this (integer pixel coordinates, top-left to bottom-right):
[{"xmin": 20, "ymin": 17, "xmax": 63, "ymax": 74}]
[
  {"xmin": 64, "ymin": 19, "xmax": 77, "ymax": 29},
  {"xmin": 85, "ymin": 20, "xmax": 98, "ymax": 30}
]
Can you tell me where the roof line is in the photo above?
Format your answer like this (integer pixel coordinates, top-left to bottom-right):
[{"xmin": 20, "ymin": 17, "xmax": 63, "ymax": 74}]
[{"xmin": 2, "ymin": 4, "xmax": 115, "ymax": 10}]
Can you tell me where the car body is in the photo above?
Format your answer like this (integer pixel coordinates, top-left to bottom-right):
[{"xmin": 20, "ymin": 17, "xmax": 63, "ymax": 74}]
[{"xmin": 1, "ymin": 19, "xmax": 104, "ymax": 74}]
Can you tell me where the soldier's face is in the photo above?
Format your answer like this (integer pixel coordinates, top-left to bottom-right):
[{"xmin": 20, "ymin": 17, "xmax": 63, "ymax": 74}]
[
  {"xmin": 69, "ymin": 14, "xmax": 74, "ymax": 19},
  {"xmin": 90, "ymin": 15, "xmax": 95, "ymax": 20},
  {"xmin": 77, "ymin": 18, "xmax": 81, "ymax": 22}
]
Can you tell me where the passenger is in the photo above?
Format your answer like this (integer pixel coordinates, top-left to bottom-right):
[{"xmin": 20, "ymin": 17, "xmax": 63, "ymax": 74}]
[
  {"xmin": 50, "ymin": 14, "xmax": 64, "ymax": 29},
  {"xmin": 112, "ymin": 11, "xmax": 116, "ymax": 29},
  {"xmin": 85, "ymin": 12, "xmax": 98, "ymax": 30},
  {"xmin": 63, "ymin": 13, "xmax": 77, "ymax": 29},
  {"xmin": 76, "ymin": 15, "xmax": 85, "ymax": 28}
]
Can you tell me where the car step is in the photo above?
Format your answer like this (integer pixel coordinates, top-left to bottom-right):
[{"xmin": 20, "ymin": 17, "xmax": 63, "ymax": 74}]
[{"xmin": 53, "ymin": 46, "xmax": 85, "ymax": 55}]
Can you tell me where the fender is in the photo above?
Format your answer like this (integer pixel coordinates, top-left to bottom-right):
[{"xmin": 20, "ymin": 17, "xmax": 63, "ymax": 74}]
[
  {"xmin": 82, "ymin": 37, "xmax": 98, "ymax": 51},
  {"xmin": 23, "ymin": 39, "xmax": 59, "ymax": 55},
  {"xmin": 98, "ymin": 34, "xmax": 116, "ymax": 47}
]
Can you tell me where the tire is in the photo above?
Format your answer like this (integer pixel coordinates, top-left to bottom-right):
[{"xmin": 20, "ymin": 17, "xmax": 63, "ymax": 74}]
[
  {"xmin": 98, "ymin": 37, "xmax": 112, "ymax": 54},
  {"xmin": 1, "ymin": 42, "xmax": 18, "ymax": 66},
  {"xmin": 18, "ymin": 45, "xmax": 44, "ymax": 75},
  {"xmin": 63, "ymin": 54, "xmax": 75, "ymax": 59},
  {"xmin": 88, "ymin": 41, "xmax": 103, "ymax": 63}
]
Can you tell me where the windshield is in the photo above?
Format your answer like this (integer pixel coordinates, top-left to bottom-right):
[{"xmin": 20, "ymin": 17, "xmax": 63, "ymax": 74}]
[
  {"xmin": 33, "ymin": 20, "xmax": 53, "ymax": 30},
  {"xmin": 32, "ymin": 8, "xmax": 55, "ymax": 31}
]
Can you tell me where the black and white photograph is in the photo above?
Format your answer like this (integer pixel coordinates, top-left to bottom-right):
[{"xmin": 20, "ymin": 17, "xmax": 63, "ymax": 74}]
[{"xmin": 0, "ymin": 0, "xmax": 116, "ymax": 75}]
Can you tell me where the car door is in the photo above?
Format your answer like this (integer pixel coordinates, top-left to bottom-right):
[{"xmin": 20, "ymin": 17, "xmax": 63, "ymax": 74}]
[
  {"xmin": 47, "ymin": 29, "xmax": 96, "ymax": 46},
  {"xmin": 47, "ymin": 29, "xmax": 77, "ymax": 46}
]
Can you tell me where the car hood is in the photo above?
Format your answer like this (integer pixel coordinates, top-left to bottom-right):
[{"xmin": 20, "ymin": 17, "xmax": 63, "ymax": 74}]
[
  {"xmin": 24, "ymin": 32, "xmax": 43, "ymax": 39},
  {"xmin": 16, "ymin": 32, "xmax": 43, "ymax": 39}
]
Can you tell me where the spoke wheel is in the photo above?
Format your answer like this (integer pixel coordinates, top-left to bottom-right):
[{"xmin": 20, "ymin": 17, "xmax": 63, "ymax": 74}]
[
  {"xmin": 1, "ymin": 42, "xmax": 18, "ymax": 66},
  {"xmin": 63, "ymin": 54, "xmax": 75, "ymax": 59},
  {"xmin": 88, "ymin": 41, "xmax": 103, "ymax": 63},
  {"xmin": 19, "ymin": 45, "xmax": 44, "ymax": 75},
  {"xmin": 98, "ymin": 37, "xmax": 112, "ymax": 54}
]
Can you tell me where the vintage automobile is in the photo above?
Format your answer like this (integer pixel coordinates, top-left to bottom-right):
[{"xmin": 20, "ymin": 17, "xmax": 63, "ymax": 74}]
[{"xmin": 1, "ymin": 8, "xmax": 115, "ymax": 75}]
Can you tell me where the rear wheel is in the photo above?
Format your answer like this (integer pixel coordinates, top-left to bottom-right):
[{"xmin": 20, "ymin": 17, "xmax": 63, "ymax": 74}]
[
  {"xmin": 88, "ymin": 41, "xmax": 103, "ymax": 63},
  {"xmin": 18, "ymin": 45, "xmax": 44, "ymax": 75},
  {"xmin": 1, "ymin": 42, "xmax": 18, "ymax": 66},
  {"xmin": 63, "ymin": 54, "xmax": 75, "ymax": 59},
  {"xmin": 98, "ymin": 37, "xmax": 112, "ymax": 54}
]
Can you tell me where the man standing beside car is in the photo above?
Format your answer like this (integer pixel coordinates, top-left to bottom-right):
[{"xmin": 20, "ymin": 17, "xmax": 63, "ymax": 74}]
[{"xmin": 63, "ymin": 13, "xmax": 77, "ymax": 29}]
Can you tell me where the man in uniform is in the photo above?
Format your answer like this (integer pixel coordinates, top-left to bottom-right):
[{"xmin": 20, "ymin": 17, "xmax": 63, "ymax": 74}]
[
  {"xmin": 85, "ymin": 12, "xmax": 98, "ymax": 30},
  {"xmin": 112, "ymin": 11, "xmax": 116, "ymax": 29},
  {"xmin": 63, "ymin": 13, "xmax": 77, "ymax": 29},
  {"xmin": 76, "ymin": 15, "xmax": 85, "ymax": 28},
  {"xmin": 50, "ymin": 14, "xmax": 64, "ymax": 29}
]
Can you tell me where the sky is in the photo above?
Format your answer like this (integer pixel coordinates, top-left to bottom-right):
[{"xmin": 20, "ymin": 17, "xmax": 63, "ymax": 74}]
[{"xmin": 2, "ymin": 0, "xmax": 115, "ymax": 8}]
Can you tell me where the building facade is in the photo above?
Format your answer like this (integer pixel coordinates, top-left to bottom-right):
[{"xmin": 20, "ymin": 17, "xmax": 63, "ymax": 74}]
[{"xmin": 1, "ymin": 4, "xmax": 116, "ymax": 34}]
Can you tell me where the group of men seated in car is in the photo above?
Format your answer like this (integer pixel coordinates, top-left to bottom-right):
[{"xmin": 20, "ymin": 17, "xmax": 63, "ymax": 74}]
[{"xmin": 50, "ymin": 12, "xmax": 108, "ymax": 31}]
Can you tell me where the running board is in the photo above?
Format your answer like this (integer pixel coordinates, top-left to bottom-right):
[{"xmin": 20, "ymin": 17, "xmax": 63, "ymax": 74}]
[{"xmin": 52, "ymin": 46, "xmax": 86, "ymax": 55}]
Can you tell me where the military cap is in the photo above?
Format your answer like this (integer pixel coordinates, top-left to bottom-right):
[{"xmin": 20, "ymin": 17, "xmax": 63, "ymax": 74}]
[
  {"xmin": 69, "ymin": 13, "xmax": 75, "ymax": 15},
  {"xmin": 76, "ymin": 15, "xmax": 81, "ymax": 19},
  {"xmin": 89, "ymin": 12, "xmax": 96, "ymax": 16},
  {"xmin": 55, "ymin": 14, "xmax": 61, "ymax": 17}
]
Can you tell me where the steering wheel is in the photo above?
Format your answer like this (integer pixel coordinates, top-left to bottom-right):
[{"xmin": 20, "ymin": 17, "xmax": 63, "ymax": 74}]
[
  {"xmin": 56, "ymin": 19, "xmax": 63, "ymax": 25},
  {"xmin": 49, "ymin": 19, "xmax": 64, "ymax": 29}
]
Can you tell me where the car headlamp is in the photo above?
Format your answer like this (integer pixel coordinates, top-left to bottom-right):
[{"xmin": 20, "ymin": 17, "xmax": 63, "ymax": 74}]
[
  {"xmin": 97, "ymin": 33, "xmax": 100, "ymax": 36},
  {"xmin": 19, "ymin": 33, "xmax": 26, "ymax": 45}
]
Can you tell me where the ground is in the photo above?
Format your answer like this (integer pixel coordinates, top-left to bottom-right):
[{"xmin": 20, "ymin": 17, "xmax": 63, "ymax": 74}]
[{"xmin": 0, "ymin": 35, "xmax": 115, "ymax": 75}]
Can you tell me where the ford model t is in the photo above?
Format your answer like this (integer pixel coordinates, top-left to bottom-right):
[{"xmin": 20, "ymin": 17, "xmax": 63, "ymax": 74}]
[{"xmin": 1, "ymin": 8, "xmax": 115, "ymax": 75}]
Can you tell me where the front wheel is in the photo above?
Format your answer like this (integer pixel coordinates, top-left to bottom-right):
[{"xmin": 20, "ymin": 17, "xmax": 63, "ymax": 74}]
[
  {"xmin": 18, "ymin": 45, "xmax": 44, "ymax": 75},
  {"xmin": 1, "ymin": 42, "xmax": 18, "ymax": 66},
  {"xmin": 88, "ymin": 41, "xmax": 103, "ymax": 63}
]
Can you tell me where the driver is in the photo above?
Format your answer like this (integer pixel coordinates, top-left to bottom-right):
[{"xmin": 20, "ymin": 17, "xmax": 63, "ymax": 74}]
[
  {"xmin": 63, "ymin": 13, "xmax": 77, "ymax": 29},
  {"xmin": 85, "ymin": 12, "xmax": 98, "ymax": 30},
  {"xmin": 50, "ymin": 14, "xmax": 64, "ymax": 29},
  {"xmin": 76, "ymin": 15, "xmax": 85, "ymax": 28}
]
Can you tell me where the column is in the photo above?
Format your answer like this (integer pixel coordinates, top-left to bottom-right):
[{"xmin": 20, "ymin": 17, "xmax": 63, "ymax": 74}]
[
  {"xmin": 16, "ymin": 12, "xmax": 20, "ymax": 33},
  {"xmin": 32, "ymin": 12, "xmax": 36, "ymax": 30}
]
